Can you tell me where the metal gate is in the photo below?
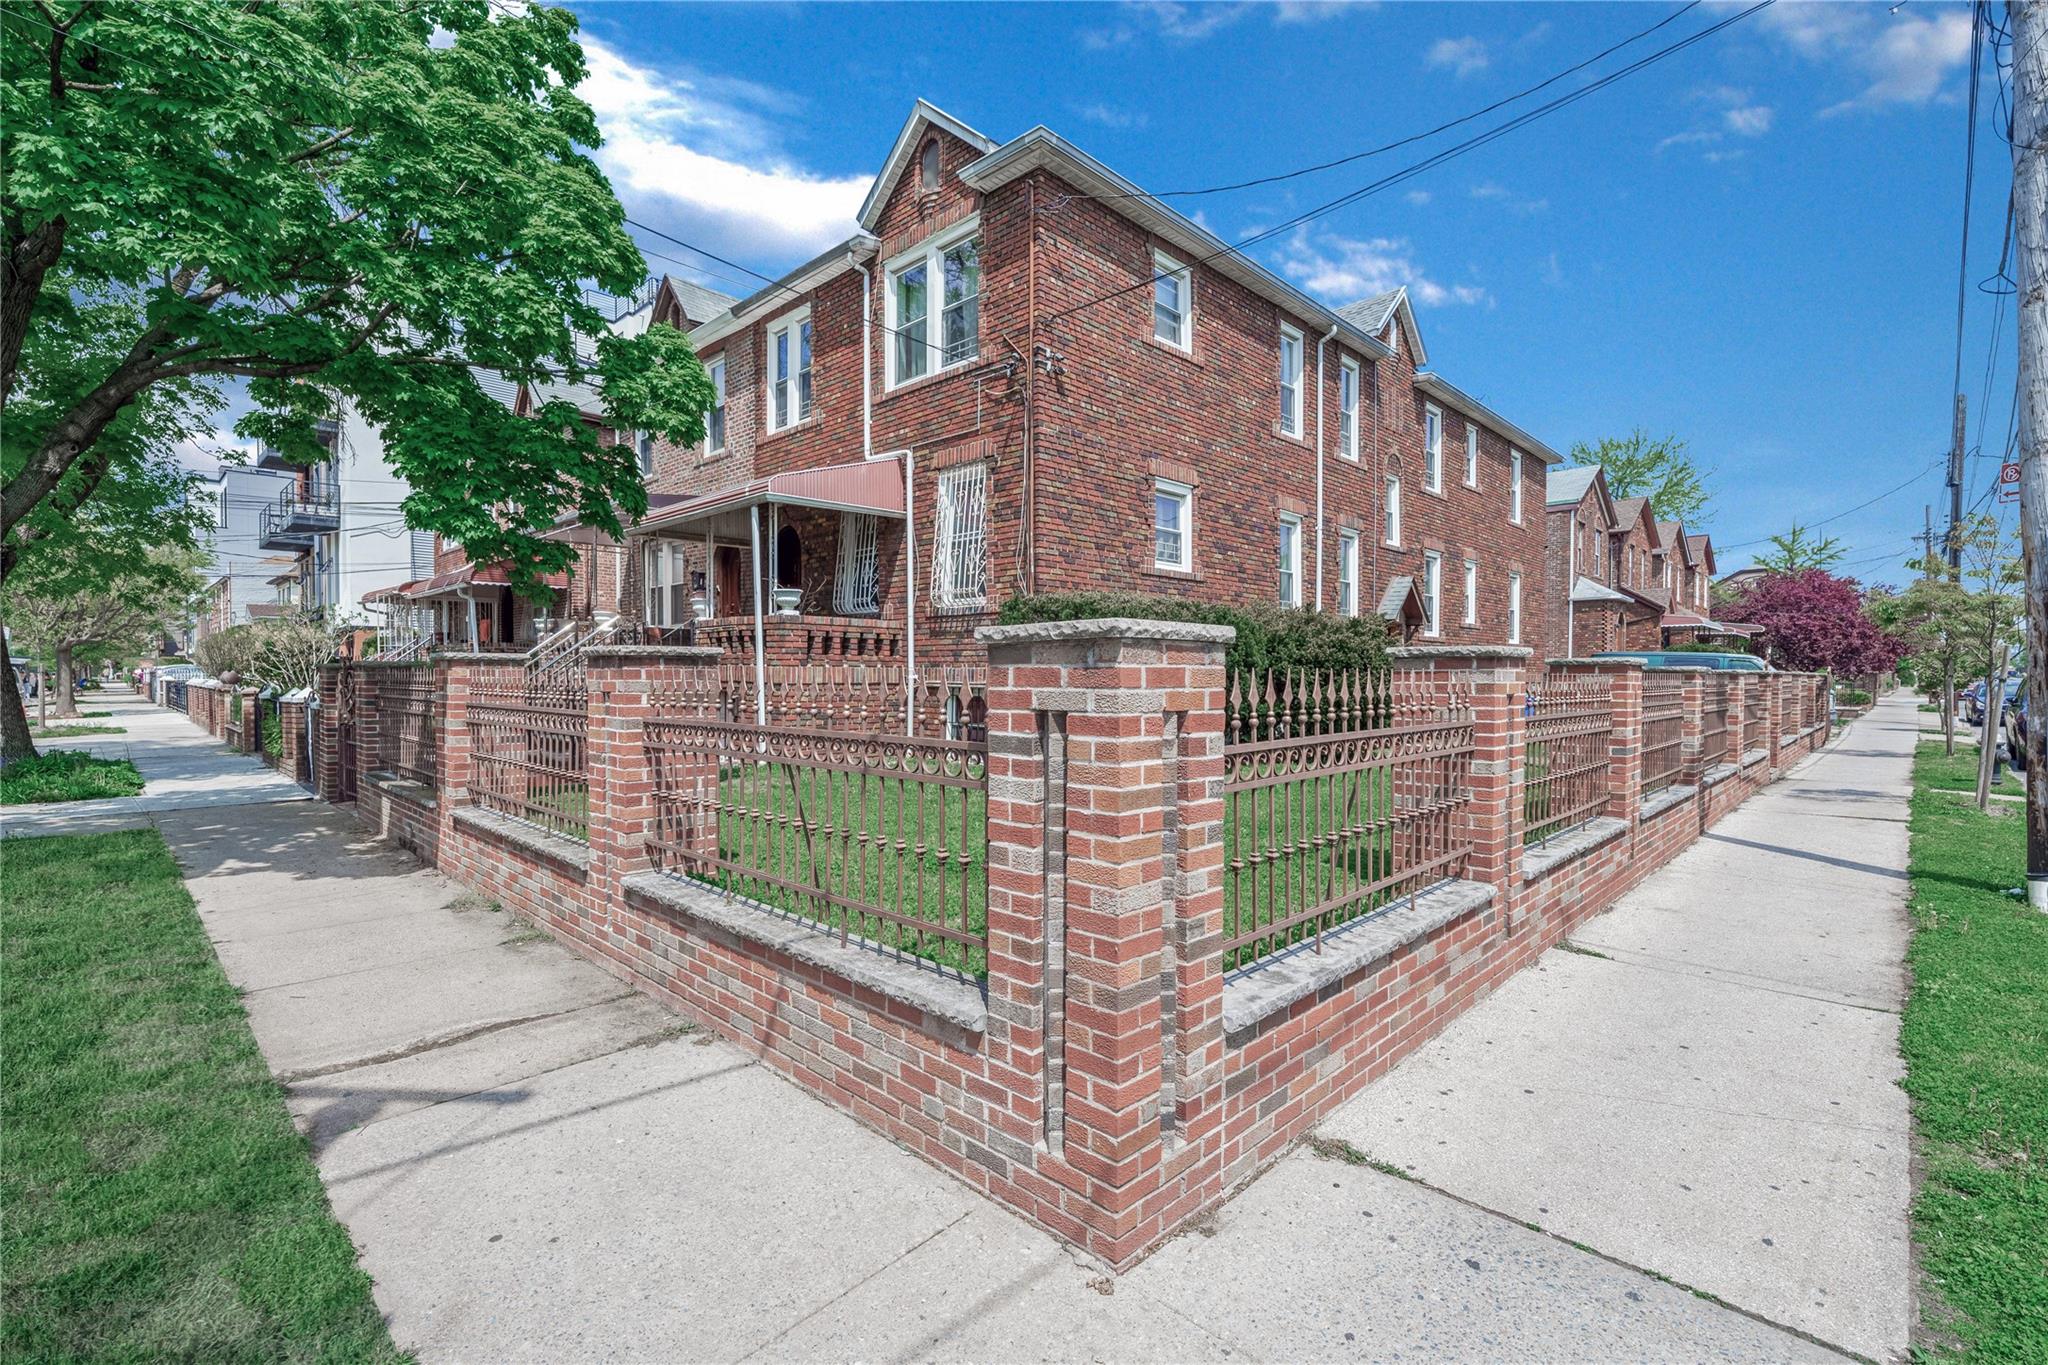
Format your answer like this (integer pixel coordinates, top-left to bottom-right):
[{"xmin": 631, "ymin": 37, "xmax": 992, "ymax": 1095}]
[{"xmin": 336, "ymin": 667, "xmax": 359, "ymax": 802}]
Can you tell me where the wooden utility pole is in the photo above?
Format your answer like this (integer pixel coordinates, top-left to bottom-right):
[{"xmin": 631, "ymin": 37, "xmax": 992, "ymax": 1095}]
[
  {"xmin": 2011, "ymin": 1, "xmax": 2047, "ymax": 910},
  {"xmin": 1948, "ymin": 393, "xmax": 1967, "ymax": 570}
]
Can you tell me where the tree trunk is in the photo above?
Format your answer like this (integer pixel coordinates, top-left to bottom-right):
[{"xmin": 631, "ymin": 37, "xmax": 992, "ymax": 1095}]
[
  {"xmin": 52, "ymin": 644, "xmax": 77, "ymax": 720},
  {"xmin": 1943, "ymin": 660, "xmax": 1956, "ymax": 755},
  {"xmin": 0, "ymin": 626, "xmax": 38, "ymax": 767}
]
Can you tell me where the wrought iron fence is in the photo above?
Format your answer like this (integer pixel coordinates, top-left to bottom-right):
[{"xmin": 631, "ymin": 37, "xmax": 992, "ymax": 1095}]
[
  {"xmin": 644, "ymin": 667, "xmax": 989, "ymax": 978},
  {"xmin": 374, "ymin": 666, "xmax": 437, "ymax": 786},
  {"xmin": 1742, "ymin": 678, "xmax": 1768, "ymax": 753},
  {"xmin": 467, "ymin": 658, "xmax": 588, "ymax": 841},
  {"xmin": 166, "ymin": 679, "xmax": 187, "ymax": 712},
  {"xmin": 1523, "ymin": 674, "xmax": 1613, "ymax": 844},
  {"xmin": 1699, "ymin": 675, "xmax": 1731, "ymax": 770},
  {"xmin": 1222, "ymin": 667, "xmax": 1475, "ymax": 970},
  {"xmin": 1641, "ymin": 670, "xmax": 1688, "ymax": 797},
  {"xmin": 663, "ymin": 661, "xmax": 989, "ymax": 738}
]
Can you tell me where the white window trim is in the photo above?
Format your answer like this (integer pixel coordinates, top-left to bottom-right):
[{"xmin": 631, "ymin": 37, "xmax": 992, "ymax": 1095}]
[
  {"xmin": 1462, "ymin": 557, "xmax": 1478, "ymax": 626},
  {"xmin": 1423, "ymin": 404, "xmax": 1444, "ymax": 493},
  {"xmin": 633, "ymin": 430, "xmax": 656, "ymax": 477},
  {"xmin": 1278, "ymin": 324, "xmax": 1304, "ymax": 437},
  {"xmin": 1277, "ymin": 512, "xmax": 1303, "ymax": 607},
  {"xmin": 1508, "ymin": 571, "xmax": 1523, "ymax": 644},
  {"xmin": 1152, "ymin": 249, "xmax": 1192, "ymax": 351},
  {"xmin": 1384, "ymin": 475, "xmax": 1402, "ymax": 548},
  {"xmin": 643, "ymin": 540, "xmax": 691, "ymax": 627},
  {"xmin": 1464, "ymin": 425, "xmax": 1480, "ymax": 488},
  {"xmin": 1337, "ymin": 529, "xmax": 1360, "ymax": 617},
  {"xmin": 764, "ymin": 306, "xmax": 812, "ymax": 433},
  {"xmin": 705, "ymin": 356, "xmax": 727, "ymax": 455},
  {"xmin": 885, "ymin": 217, "xmax": 982, "ymax": 390},
  {"xmin": 1153, "ymin": 477, "xmax": 1193, "ymax": 572},
  {"xmin": 1508, "ymin": 449, "xmax": 1524, "ymax": 524},
  {"xmin": 1421, "ymin": 550, "xmax": 1443, "ymax": 639},
  {"xmin": 1338, "ymin": 357, "xmax": 1361, "ymax": 461}
]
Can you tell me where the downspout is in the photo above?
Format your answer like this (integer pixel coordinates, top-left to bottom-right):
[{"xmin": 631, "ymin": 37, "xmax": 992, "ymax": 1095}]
[
  {"xmin": 1315, "ymin": 325, "xmax": 1336, "ymax": 609},
  {"xmin": 1023, "ymin": 177, "xmax": 1038, "ymax": 596},
  {"xmin": 1566, "ymin": 516, "xmax": 1576, "ymax": 658},
  {"xmin": 856, "ymin": 261, "xmax": 874, "ymax": 460},
  {"xmin": 903, "ymin": 444, "xmax": 917, "ymax": 736},
  {"xmin": 748, "ymin": 504, "xmax": 767, "ymax": 727}
]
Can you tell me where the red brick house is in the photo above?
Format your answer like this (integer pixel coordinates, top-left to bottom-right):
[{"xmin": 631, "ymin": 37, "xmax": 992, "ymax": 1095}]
[
  {"xmin": 1543, "ymin": 466, "xmax": 1664, "ymax": 656},
  {"xmin": 532, "ymin": 102, "xmax": 1560, "ymax": 676}
]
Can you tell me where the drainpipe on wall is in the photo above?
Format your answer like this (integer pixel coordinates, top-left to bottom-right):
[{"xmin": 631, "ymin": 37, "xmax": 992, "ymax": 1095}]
[
  {"xmin": 856, "ymin": 262, "xmax": 874, "ymax": 461},
  {"xmin": 748, "ymin": 503, "xmax": 768, "ymax": 727},
  {"xmin": 903, "ymin": 444, "xmax": 917, "ymax": 736},
  {"xmin": 1314, "ymin": 325, "xmax": 1336, "ymax": 609}
]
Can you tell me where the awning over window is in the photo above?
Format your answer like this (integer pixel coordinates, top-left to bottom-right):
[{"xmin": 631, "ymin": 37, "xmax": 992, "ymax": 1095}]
[
  {"xmin": 638, "ymin": 457, "xmax": 907, "ymax": 535},
  {"xmin": 394, "ymin": 563, "xmax": 568, "ymax": 602}
]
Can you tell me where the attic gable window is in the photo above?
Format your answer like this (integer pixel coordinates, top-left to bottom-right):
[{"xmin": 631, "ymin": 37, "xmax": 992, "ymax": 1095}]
[
  {"xmin": 920, "ymin": 138, "xmax": 941, "ymax": 192},
  {"xmin": 887, "ymin": 220, "xmax": 981, "ymax": 387}
]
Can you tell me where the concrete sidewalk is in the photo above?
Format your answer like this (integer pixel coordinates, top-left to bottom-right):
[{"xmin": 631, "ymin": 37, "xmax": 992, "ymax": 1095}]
[
  {"xmin": 0, "ymin": 687, "xmax": 307, "ymax": 839},
  {"xmin": 1319, "ymin": 693, "xmax": 1919, "ymax": 1361},
  {"xmin": 100, "ymin": 708, "xmax": 1839, "ymax": 1360}
]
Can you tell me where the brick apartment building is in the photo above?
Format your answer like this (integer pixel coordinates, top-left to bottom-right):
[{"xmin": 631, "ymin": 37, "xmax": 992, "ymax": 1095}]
[{"xmin": 469, "ymin": 101, "xmax": 1562, "ymax": 675}]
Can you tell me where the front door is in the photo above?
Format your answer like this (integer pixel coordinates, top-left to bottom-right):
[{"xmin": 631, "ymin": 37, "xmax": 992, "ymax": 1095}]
[{"xmin": 715, "ymin": 546, "xmax": 744, "ymax": 616}]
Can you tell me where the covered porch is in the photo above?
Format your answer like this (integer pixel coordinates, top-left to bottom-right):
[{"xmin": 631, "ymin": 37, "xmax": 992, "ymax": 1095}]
[{"xmin": 365, "ymin": 563, "xmax": 568, "ymax": 656}]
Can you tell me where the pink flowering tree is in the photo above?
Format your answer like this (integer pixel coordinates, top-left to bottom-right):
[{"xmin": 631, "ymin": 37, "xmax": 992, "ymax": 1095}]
[{"xmin": 1730, "ymin": 569, "xmax": 1907, "ymax": 677}]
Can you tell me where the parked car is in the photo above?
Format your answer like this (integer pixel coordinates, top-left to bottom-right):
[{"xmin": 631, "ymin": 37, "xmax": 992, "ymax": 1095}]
[
  {"xmin": 1963, "ymin": 676, "xmax": 2021, "ymax": 726},
  {"xmin": 1592, "ymin": 651, "xmax": 1771, "ymax": 672},
  {"xmin": 2005, "ymin": 692, "xmax": 2030, "ymax": 772}
]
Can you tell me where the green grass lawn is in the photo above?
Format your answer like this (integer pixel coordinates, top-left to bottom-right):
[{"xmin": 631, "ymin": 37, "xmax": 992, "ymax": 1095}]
[
  {"xmin": 1903, "ymin": 749, "xmax": 2047, "ymax": 1360},
  {"xmin": 0, "ymin": 751, "xmax": 144, "ymax": 805},
  {"xmin": 30, "ymin": 724, "xmax": 125, "ymax": 741},
  {"xmin": 1, "ymin": 831, "xmax": 405, "ymax": 1362},
  {"xmin": 1916, "ymin": 740, "xmax": 2023, "ymax": 797}
]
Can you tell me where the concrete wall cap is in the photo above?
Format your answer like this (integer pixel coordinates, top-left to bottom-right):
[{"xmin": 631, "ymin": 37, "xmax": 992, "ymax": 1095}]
[
  {"xmin": 1388, "ymin": 644, "xmax": 1534, "ymax": 660},
  {"xmin": 976, "ymin": 617, "xmax": 1236, "ymax": 646},
  {"xmin": 1544, "ymin": 656, "xmax": 1646, "ymax": 669},
  {"xmin": 430, "ymin": 651, "xmax": 527, "ymax": 664},
  {"xmin": 582, "ymin": 644, "xmax": 726, "ymax": 661}
]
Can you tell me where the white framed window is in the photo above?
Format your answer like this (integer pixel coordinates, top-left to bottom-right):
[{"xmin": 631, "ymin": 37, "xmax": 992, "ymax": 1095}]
[
  {"xmin": 1276, "ymin": 514, "xmax": 1302, "ymax": 606},
  {"xmin": 1509, "ymin": 449, "xmax": 1524, "ymax": 523},
  {"xmin": 888, "ymin": 222, "xmax": 981, "ymax": 387},
  {"xmin": 1421, "ymin": 550, "xmax": 1443, "ymax": 638},
  {"xmin": 1423, "ymin": 404, "xmax": 1444, "ymax": 492},
  {"xmin": 766, "ymin": 308, "xmax": 812, "ymax": 432},
  {"xmin": 1278, "ymin": 324, "xmax": 1303, "ymax": 437},
  {"xmin": 1337, "ymin": 530, "xmax": 1359, "ymax": 617},
  {"xmin": 1153, "ymin": 251, "xmax": 1192, "ymax": 350},
  {"xmin": 634, "ymin": 430, "xmax": 656, "ymax": 476},
  {"xmin": 1383, "ymin": 475, "xmax": 1402, "ymax": 547},
  {"xmin": 1153, "ymin": 478, "xmax": 1192, "ymax": 572},
  {"xmin": 705, "ymin": 356, "xmax": 727, "ymax": 454},
  {"xmin": 1464, "ymin": 424, "xmax": 1480, "ymax": 487},
  {"xmin": 1339, "ymin": 357, "xmax": 1360, "ymax": 461},
  {"xmin": 1463, "ymin": 558, "xmax": 1478, "ymax": 626},
  {"xmin": 932, "ymin": 463, "xmax": 989, "ymax": 609},
  {"xmin": 1508, "ymin": 571, "xmax": 1523, "ymax": 644},
  {"xmin": 833, "ymin": 511, "xmax": 880, "ymax": 614},
  {"xmin": 643, "ymin": 540, "xmax": 690, "ymax": 626}
]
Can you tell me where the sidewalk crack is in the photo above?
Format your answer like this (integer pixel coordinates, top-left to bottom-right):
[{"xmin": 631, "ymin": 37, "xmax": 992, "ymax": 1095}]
[{"xmin": 277, "ymin": 992, "xmax": 636, "ymax": 1082}]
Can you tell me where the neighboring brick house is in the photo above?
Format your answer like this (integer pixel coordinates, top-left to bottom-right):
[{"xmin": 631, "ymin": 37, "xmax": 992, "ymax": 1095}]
[
  {"xmin": 1543, "ymin": 466, "xmax": 1664, "ymax": 656},
  {"xmin": 542, "ymin": 101, "xmax": 1559, "ymax": 677}
]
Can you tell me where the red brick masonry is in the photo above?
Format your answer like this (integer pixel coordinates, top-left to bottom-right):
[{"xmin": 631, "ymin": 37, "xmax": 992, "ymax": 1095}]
[{"xmin": 256, "ymin": 627, "xmax": 1832, "ymax": 1270}]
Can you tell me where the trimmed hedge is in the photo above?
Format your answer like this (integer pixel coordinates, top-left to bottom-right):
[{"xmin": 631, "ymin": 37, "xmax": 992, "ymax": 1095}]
[{"xmin": 994, "ymin": 592, "xmax": 1391, "ymax": 675}]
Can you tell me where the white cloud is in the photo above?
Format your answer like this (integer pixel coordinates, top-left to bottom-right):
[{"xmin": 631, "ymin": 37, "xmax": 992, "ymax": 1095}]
[
  {"xmin": 1274, "ymin": 228, "xmax": 1489, "ymax": 308},
  {"xmin": 1540, "ymin": 252, "xmax": 1564, "ymax": 288},
  {"xmin": 1083, "ymin": 0, "xmax": 1369, "ymax": 46},
  {"xmin": 1745, "ymin": 1, "xmax": 1974, "ymax": 116},
  {"xmin": 576, "ymin": 37, "xmax": 865, "ymax": 264},
  {"xmin": 1403, "ymin": 189, "xmax": 1433, "ymax": 206},
  {"xmin": 1468, "ymin": 181, "xmax": 1547, "ymax": 215},
  {"xmin": 1722, "ymin": 104, "xmax": 1775, "ymax": 137},
  {"xmin": 1426, "ymin": 35, "xmax": 1489, "ymax": 78},
  {"xmin": 1656, "ymin": 129, "xmax": 1722, "ymax": 154},
  {"xmin": 172, "ymin": 429, "xmax": 258, "ymax": 477},
  {"xmin": 1073, "ymin": 102, "xmax": 1150, "ymax": 130},
  {"xmin": 1273, "ymin": 0, "xmax": 1374, "ymax": 23}
]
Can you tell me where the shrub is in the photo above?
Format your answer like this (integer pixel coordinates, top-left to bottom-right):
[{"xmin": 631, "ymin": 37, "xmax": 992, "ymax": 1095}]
[
  {"xmin": 0, "ymin": 751, "xmax": 145, "ymax": 805},
  {"xmin": 262, "ymin": 706, "xmax": 283, "ymax": 761},
  {"xmin": 995, "ymin": 592, "xmax": 1392, "ymax": 676},
  {"xmin": 1837, "ymin": 687, "xmax": 1873, "ymax": 706}
]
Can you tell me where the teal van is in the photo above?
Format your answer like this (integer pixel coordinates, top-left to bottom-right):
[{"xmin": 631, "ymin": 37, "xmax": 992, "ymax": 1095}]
[{"xmin": 1592, "ymin": 651, "xmax": 1769, "ymax": 672}]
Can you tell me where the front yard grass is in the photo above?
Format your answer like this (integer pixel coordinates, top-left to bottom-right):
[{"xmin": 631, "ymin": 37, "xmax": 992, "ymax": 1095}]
[
  {"xmin": 0, "ymin": 750, "xmax": 143, "ymax": 805},
  {"xmin": 1916, "ymin": 739, "xmax": 2023, "ymax": 797},
  {"xmin": 0, "ymin": 831, "xmax": 405, "ymax": 1363},
  {"xmin": 1903, "ymin": 748, "xmax": 2047, "ymax": 1360},
  {"xmin": 30, "ymin": 723, "xmax": 125, "ymax": 741}
]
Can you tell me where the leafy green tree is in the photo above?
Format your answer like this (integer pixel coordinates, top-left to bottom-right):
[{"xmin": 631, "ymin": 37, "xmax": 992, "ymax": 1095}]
[
  {"xmin": 1753, "ymin": 523, "xmax": 1846, "ymax": 573},
  {"xmin": 1565, "ymin": 429, "xmax": 1711, "ymax": 525},
  {"xmin": 1884, "ymin": 516, "xmax": 2023, "ymax": 756},
  {"xmin": 1, "ymin": 1, "xmax": 714, "ymax": 760},
  {"xmin": 5, "ymin": 544, "xmax": 207, "ymax": 727}
]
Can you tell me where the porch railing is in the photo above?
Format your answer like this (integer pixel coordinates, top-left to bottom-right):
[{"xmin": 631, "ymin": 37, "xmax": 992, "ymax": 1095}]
[
  {"xmin": 1221, "ymin": 667, "xmax": 1475, "ymax": 970},
  {"xmin": 1523, "ymin": 674, "xmax": 1613, "ymax": 844},
  {"xmin": 643, "ymin": 668, "xmax": 989, "ymax": 979}
]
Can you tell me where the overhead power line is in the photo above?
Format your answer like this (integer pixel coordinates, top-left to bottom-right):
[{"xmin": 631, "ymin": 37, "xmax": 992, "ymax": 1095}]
[{"xmin": 1716, "ymin": 459, "xmax": 1946, "ymax": 550}]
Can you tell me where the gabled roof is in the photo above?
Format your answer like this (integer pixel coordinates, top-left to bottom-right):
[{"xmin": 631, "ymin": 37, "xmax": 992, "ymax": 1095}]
[
  {"xmin": 1378, "ymin": 575, "xmax": 1426, "ymax": 629},
  {"xmin": 1653, "ymin": 519, "xmax": 1694, "ymax": 567},
  {"xmin": 1610, "ymin": 496, "xmax": 1657, "ymax": 539},
  {"xmin": 857, "ymin": 100, "xmax": 998, "ymax": 231},
  {"xmin": 1337, "ymin": 288, "xmax": 1426, "ymax": 367},
  {"xmin": 652, "ymin": 275, "xmax": 739, "ymax": 330},
  {"xmin": 687, "ymin": 235, "xmax": 879, "ymax": 351},
  {"xmin": 1687, "ymin": 534, "xmax": 1718, "ymax": 575},
  {"xmin": 1546, "ymin": 465, "xmax": 1608, "ymax": 512},
  {"xmin": 1413, "ymin": 372, "xmax": 1560, "ymax": 464}
]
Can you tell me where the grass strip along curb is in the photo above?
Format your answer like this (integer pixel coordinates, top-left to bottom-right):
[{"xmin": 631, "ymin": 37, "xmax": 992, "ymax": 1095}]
[
  {"xmin": 0, "ymin": 750, "xmax": 143, "ymax": 805},
  {"xmin": 0, "ymin": 830, "xmax": 406, "ymax": 1362},
  {"xmin": 1902, "ymin": 748, "xmax": 2047, "ymax": 1360}
]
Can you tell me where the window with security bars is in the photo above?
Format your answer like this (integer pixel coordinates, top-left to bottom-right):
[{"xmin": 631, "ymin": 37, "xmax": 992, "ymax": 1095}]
[
  {"xmin": 833, "ymin": 512, "xmax": 880, "ymax": 614},
  {"xmin": 932, "ymin": 464, "xmax": 988, "ymax": 609}
]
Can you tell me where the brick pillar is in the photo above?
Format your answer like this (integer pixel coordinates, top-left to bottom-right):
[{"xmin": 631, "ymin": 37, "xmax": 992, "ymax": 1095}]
[
  {"xmin": 1388, "ymin": 646, "xmax": 1531, "ymax": 900},
  {"xmin": 1547, "ymin": 659, "xmax": 1642, "ymax": 824},
  {"xmin": 239, "ymin": 688, "xmax": 261, "ymax": 754},
  {"xmin": 1678, "ymin": 668, "xmax": 1706, "ymax": 784},
  {"xmin": 433, "ymin": 654, "xmax": 475, "ymax": 854},
  {"xmin": 1727, "ymin": 675, "xmax": 1750, "ymax": 761},
  {"xmin": 280, "ymin": 699, "xmax": 308, "ymax": 782},
  {"xmin": 584, "ymin": 645, "xmax": 724, "ymax": 919},
  {"xmin": 977, "ymin": 618, "xmax": 1232, "ymax": 1267},
  {"xmin": 1767, "ymin": 673, "xmax": 1787, "ymax": 768},
  {"xmin": 313, "ymin": 664, "xmax": 343, "ymax": 802}
]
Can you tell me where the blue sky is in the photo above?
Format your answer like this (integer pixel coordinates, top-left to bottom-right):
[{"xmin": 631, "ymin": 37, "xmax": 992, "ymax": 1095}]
[{"xmin": 558, "ymin": 0, "xmax": 2021, "ymax": 584}]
